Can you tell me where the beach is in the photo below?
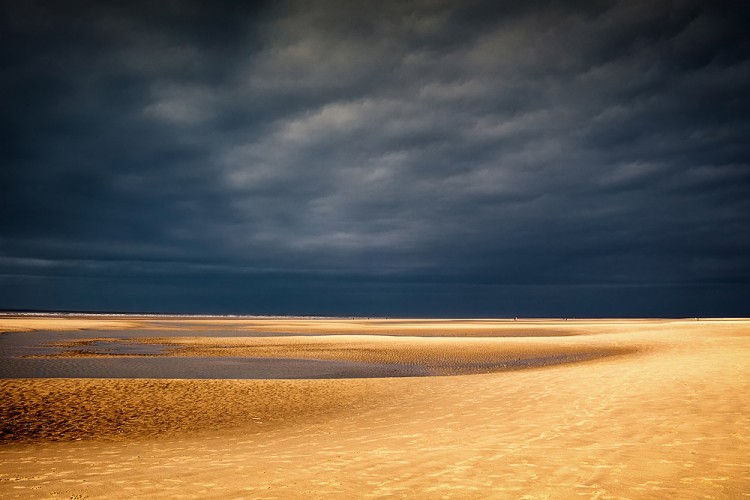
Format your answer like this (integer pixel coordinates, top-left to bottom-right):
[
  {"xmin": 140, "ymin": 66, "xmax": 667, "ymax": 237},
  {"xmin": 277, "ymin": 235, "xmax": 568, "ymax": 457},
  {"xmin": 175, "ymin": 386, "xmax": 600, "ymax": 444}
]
[{"xmin": 1, "ymin": 316, "xmax": 749, "ymax": 498}]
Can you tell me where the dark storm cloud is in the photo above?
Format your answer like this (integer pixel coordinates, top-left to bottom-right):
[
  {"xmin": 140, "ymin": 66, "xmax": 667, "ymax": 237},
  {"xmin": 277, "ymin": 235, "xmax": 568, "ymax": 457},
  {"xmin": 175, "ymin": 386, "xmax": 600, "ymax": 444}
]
[{"xmin": 1, "ymin": 0, "xmax": 749, "ymax": 315}]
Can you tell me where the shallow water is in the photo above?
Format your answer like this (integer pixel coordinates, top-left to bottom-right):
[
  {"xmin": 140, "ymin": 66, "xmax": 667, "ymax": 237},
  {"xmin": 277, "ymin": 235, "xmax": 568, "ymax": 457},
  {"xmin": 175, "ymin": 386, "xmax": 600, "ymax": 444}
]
[
  {"xmin": 0, "ymin": 330, "xmax": 164, "ymax": 357},
  {"xmin": 0, "ymin": 356, "xmax": 431, "ymax": 379},
  {"xmin": 0, "ymin": 328, "xmax": 300, "ymax": 357},
  {"xmin": 0, "ymin": 330, "xmax": 429, "ymax": 378}
]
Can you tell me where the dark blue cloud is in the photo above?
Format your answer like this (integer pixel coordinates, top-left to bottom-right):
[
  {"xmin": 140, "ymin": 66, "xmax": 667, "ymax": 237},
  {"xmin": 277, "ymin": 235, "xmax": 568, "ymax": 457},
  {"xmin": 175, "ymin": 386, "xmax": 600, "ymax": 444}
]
[{"xmin": 1, "ymin": 0, "xmax": 749, "ymax": 316}]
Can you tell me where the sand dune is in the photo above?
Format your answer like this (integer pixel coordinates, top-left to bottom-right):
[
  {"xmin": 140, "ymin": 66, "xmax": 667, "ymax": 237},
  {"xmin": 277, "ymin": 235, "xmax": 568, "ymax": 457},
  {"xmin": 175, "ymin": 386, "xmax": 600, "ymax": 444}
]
[{"xmin": 1, "ymin": 317, "xmax": 749, "ymax": 498}]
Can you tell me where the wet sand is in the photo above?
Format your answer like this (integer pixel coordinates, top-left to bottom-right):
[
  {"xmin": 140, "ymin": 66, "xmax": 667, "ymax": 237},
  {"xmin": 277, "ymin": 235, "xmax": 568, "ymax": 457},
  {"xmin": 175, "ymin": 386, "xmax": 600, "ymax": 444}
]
[{"xmin": 1, "ymin": 316, "xmax": 749, "ymax": 498}]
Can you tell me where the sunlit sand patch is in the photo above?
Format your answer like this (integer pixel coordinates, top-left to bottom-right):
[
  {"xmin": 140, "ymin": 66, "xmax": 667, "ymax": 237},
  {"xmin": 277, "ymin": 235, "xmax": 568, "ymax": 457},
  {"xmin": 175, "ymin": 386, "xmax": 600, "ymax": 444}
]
[
  {"xmin": 0, "ymin": 314, "xmax": 696, "ymax": 336},
  {"xmin": 0, "ymin": 317, "xmax": 140, "ymax": 334}
]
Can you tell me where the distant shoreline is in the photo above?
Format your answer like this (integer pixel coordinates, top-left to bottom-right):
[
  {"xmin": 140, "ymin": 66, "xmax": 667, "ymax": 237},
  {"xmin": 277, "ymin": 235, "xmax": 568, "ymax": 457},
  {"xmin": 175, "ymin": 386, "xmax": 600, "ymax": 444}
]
[{"xmin": 0, "ymin": 311, "xmax": 745, "ymax": 321}]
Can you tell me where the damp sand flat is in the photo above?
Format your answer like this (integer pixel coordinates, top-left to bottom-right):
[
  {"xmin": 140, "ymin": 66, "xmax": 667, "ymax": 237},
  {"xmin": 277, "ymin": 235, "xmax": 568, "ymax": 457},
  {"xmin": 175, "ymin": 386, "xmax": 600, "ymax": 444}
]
[
  {"xmin": 0, "ymin": 329, "xmax": 433, "ymax": 379},
  {"xmin": 1, "ymin": 317, "xmax": 749, "ymax": 498},
  {"xmin": 0, "ymin": 326, "xmax": 622, "ymax": 379},
  {"xmin": 0, "ymin": 319, "xmax": 632, "ymax": 380}
]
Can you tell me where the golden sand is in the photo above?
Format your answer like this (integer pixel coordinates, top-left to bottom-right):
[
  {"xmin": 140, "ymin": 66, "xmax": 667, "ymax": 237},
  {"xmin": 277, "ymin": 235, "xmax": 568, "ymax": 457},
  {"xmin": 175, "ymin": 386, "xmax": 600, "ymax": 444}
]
[
  {"xmin": 1, "ymin": 316, "xmax": 749, "ymax": 498},
  {"xmin": 0, "ymin": 316, "xmax": 140, "ymax": 334}
]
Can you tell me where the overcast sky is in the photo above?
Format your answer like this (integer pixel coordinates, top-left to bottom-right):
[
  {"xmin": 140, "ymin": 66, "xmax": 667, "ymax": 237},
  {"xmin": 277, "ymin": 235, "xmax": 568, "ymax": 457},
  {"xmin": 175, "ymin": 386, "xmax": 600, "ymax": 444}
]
[{"xmin": 2, "ymin": 0, "xmax": 749, "ymax": 316}]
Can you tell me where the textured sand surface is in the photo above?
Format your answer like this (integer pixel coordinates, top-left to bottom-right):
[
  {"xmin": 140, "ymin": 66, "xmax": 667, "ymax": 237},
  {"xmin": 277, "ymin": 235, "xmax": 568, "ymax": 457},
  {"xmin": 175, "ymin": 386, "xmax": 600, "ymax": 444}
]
[
  {"xmin": 1, "ymin": 317, "xmax": 749, "ymax": 498},
  {"xmin": 0, "ymin": 317, "xmax": 140, "ymax": 334}
]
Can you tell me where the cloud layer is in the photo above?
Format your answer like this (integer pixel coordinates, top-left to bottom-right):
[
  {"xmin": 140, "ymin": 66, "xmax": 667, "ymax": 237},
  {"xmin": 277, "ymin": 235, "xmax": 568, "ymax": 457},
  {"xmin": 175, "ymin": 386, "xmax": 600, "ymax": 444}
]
[{"xmin": 2, "ymin": 0, "xmax": 749, "ymax": 315}]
